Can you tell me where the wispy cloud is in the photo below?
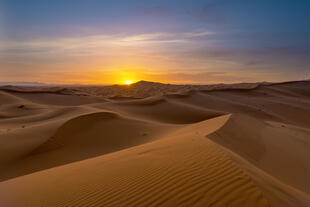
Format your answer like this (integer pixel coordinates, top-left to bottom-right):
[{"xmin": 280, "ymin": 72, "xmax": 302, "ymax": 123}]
[
  {"xmin": 0, "ymin": 31, "xmax": 214, "ymax": 53},
  {"xmin": 138, "ymin": 71, "xmax": 259, "ymax": 84}
]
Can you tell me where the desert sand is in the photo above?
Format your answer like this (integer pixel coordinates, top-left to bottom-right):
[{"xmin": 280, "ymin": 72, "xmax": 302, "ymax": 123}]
[{"xmin": 0, "ymin": 80, "xmax": 309, "ymax": 207}]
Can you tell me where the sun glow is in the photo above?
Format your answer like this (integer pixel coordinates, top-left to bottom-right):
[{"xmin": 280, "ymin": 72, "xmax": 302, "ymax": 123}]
[
  {"xmin": 124, "ymin": 80, "xmax": 133, "ymax": 85},
  {"xmin": 109, "ymin": 69, "xmax": 141, "ymax": 85}
]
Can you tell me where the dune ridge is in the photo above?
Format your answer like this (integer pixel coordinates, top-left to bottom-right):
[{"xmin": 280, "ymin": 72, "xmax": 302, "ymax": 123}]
[{"xmin": 0, "ymin": 80, "xmax": 309, "ymax": 206}]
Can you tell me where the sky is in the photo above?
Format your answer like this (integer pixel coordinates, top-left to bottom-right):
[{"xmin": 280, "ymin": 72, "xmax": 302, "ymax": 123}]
[{"xmin": 0, "ymin": 0, "xmax": 310, "ymax": 84}]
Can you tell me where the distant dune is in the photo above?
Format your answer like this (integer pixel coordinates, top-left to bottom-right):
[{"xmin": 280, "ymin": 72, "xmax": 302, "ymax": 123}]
[{"xmin": 0, "ymin": 80, "xmax": 309, "ymax": 207}]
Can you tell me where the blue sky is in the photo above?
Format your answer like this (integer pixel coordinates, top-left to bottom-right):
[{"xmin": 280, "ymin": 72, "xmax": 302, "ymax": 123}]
[{"xmin": 1, "ymin": 0, "xmax": 310, "ymax": 84}]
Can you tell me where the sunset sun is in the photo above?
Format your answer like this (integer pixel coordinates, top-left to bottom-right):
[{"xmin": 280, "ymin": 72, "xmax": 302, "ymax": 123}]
[{"xmin": 124, "ymin": 80, "xmax": 133, "ymax": 85}]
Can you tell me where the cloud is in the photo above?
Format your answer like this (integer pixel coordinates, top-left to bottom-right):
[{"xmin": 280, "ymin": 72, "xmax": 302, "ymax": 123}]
[
  {"xmin": 0, "ymin": 31, "xmax": 214, "ymax": 54},
  {"xmin": 142, "ymin": 71, "xmax": 257, "ymax": 84},
  {"xmin": 119, "ymin": 31, "xmax": 214, "ymax": 44},
  {"xmin": 181, "ymin": 47, "xmax": 310, "ymax": 65}
]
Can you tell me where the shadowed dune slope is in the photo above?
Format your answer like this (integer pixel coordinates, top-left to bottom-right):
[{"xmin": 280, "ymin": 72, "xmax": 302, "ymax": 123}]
[
  {"xmin": 208, "ymin": 114, "xmax": 310, "ymax": 194},
  {"xmin": 0, "ymin": 111, "xmax": 179, "ymax": 181},
  {"xmin": 6, "ymin": 92, "xmax": 107, "ymax": 106},
  {"xmin": 206, "ymin": 114, "xmax": 310, "ymax": 206},
  {"xmin": 0, "ymin": 91, "xmax": 28, "ymax": 105}
]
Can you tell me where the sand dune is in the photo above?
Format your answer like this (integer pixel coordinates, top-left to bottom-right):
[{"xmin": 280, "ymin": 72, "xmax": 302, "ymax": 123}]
[
  {"xmin": 104, "ymin": 97, "xmax": 224, "ymax": 124},
  {"xmin": 0, "ymin": 80, "xmax": 309, "ymax": 206},
  {"xmin": 0, "ymin": 115, "xmax": 270, "ymax": 207}
]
